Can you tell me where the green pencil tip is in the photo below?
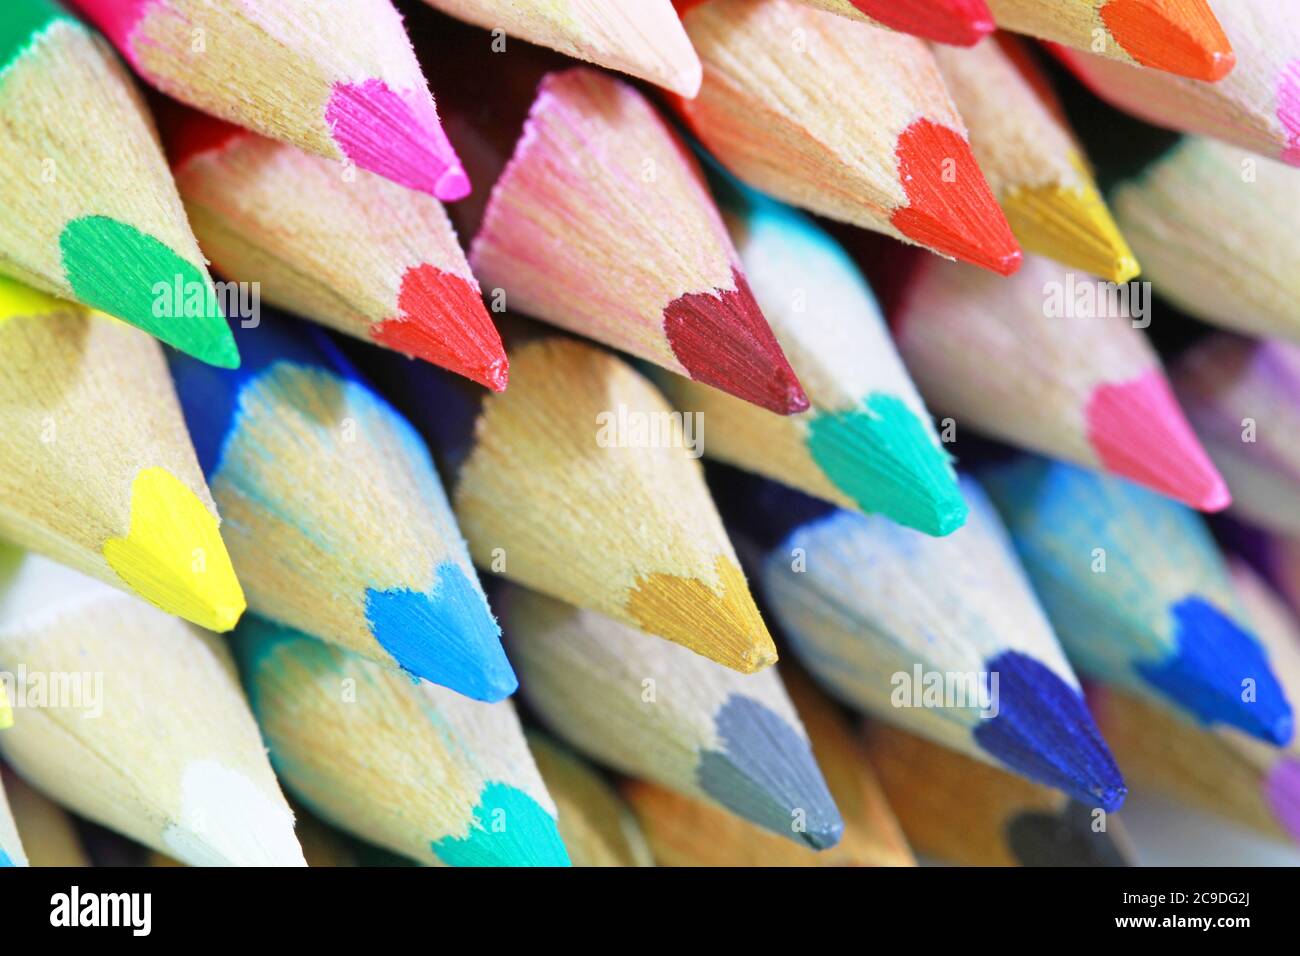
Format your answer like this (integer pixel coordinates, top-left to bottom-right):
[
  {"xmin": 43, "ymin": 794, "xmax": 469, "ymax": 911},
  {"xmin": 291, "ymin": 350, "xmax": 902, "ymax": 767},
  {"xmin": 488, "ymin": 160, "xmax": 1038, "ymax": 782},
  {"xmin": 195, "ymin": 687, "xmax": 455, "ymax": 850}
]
[
  {"xmin": 59, "ymin": 215, "xmax": 239, "ymax": 367},
  {"xmin": 431, "ymin": 782, "xmax": 571, "ymax": 867},
  {"xmin": 808, "ymin": 393, "xmax": 967, "ymax": 537}
]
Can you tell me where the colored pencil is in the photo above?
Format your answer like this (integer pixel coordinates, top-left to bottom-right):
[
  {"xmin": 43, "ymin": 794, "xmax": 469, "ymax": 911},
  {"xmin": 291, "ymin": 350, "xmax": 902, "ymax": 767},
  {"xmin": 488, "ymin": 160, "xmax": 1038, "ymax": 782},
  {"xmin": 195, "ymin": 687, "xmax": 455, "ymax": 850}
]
[
  {"xmin": 671, "ymin": 0, "xmax": 1022, "ymax": 275},
  {"xmin": 423, "ymin": 0, "xmax": 701, "ymax": 96},
  {"xmin": 654, "ymin": 175, "xmax": 966, "ymax": 537},
  {"xmin": 2, "ymin": 768, "xmax": 89, "ymax": 867},
  {"xmin": 717, "ymin": 467, "xmax": 1126, "ymax": 809},
  {"xmin": 862, "ymin": 721, "xmax": 1134, "ymax": 866},
  {"xmin": 1107, "ymin": 137, "xmax": 1300, "ymax": 343},
  {"xmin": 374, "ymin": 333, "xmax": 779, "ymax": 674},
  {"xmin": 162, "ymin": 104, "xmax": 507, "ymax": 391},
  {"xmin": 0, "ymin": 549, "xmax": 305, "ymax": 866},
  {"xmin": 623, "ymin": 668, "xmax": 915, "ymax": 866},
  {"xmin": 236, "ymin": 615, "xmax": 570, "ymax": 867},
  {"xmin": 69, "ymin": 0, "xmax": 469, "ymax": 200},
  {"xmin": 501, "ymin": 584, "xmax": 845, "ymax": 848},
  {"xmin": 0, "ymin": 774, "xmax": 27, "ymax": 867},
  {"xmin": 781, "ymin": 0, "xmax": 994, "ymax": 46},
  {"xmin": 1053, "ymin": 0, "xmax": 1298, "ymax": 166},
  {"xmin": 527, "ymin": 732, "xmax": 655, "ymax": 868},
  {"xmin": 983, "ymin": 456, "xmax": 1295, "ymax": 745},
  {"xmin": 990, "ymin": 0, "xmax": 1234, "ymax": 81},
  {"xmin": 418, "ymin": 17, "xmax": 807, "ymax": 416},
  {"xmin": 0, "ymin": 277, "xmax": 245, "ymax": 631},
  {"xmin": 0, "ymin": 0, "xmax": 235, "ymax": 366},
  {"xmin": 0, "ymin": 683, "xmax": 10, "ymax": 730},
  {"xmin": 1173, "ymin": 335, "xmax": 1300, "ymax": 535},
  {"xmin": 932, "ymin": 35, "xmax": 1138, "ymax": 282},
  {"xmin": 1090, "ymin": 558, "xmax": 1300, "ymax": 846},
  {"xmin": 167, "ymin": 316, "xmax": 512, "ymax": 701},
  {"xmin": 893, "ymin": 255, "xmax": 1228, "ymax": 511}
]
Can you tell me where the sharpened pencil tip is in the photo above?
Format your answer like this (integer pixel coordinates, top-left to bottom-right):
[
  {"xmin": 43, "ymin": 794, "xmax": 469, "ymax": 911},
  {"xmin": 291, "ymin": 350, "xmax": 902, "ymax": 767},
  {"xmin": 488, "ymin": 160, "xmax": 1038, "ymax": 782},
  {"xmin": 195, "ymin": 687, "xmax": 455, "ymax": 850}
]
[
  {"xmin": 627, "ymin": 557, "xmax": 778, "ymax": 674},
  {"xmin": 1099, "ymin": 0, "xmax": 1236, "ymax": 81},
  {"xmin": 1085, "ymin": 369, "xmax": 1231, "ymax": 513},
  {"xmin": 431, "ymin": 782, "xmax": 571, "ymax": 866},
  {"xmin": 889, "ymin": 120, "xmax": 1023, "ymax": 275},
  {"xmin": 807, "ymin": 393, "xmax": 967, "ymax": 536},
  {"xmin": 973, "ymin": 651, "xmax": 1127, "ymax": 811},
  {"xmin": 102, "ymin": 467, "xmax": 246, "ymax": 632},
  {"xmin": 1001, "ymin": 177, "xmax": 1141, "ymax": 284},
  {"xmin": 698, "ymin": 694, "xmax": 844, "ymax": 847},
  {"xmin": 372, "ymin": 265, "xmax": 507, "ymax": 389},
  {"xmin": 366, "ymin": 562, "xmax": 516, "ymax": 702},
  {"xmin": 854, "ymin": 0, "xmax": 995, "ymax": 46},
  {"xmin": 1138, "ymin": 595, "xmax": 1294, "ymax": 745},
  {"xmin": 326, "ymin": 80, "xmax": 469, "ymax": 200},
  {"xmin": 664, "ymin": 267, "xmax": 810, "ymax": 415}
]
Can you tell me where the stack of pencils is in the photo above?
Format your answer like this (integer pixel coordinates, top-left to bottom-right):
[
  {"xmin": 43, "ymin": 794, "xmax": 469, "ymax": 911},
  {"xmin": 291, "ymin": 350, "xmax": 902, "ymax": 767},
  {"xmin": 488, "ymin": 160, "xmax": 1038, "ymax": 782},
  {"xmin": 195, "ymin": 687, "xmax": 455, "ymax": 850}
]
[{"xmin": 0, "ymin": 0, "xmax": 1297, "ymax": 871}]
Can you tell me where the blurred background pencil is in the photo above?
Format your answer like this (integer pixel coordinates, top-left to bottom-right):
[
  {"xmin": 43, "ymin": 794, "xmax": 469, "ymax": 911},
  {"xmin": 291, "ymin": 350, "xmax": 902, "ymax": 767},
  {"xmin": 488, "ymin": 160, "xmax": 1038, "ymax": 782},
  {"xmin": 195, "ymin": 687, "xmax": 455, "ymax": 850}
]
[
  {"xmin": 932, "ymin": 35, "xmax": 1138, "ymax": 282},
  {"xmin": 780, "ymin": 0, "xmax": 995, "ymax": 46},
  {"xmin": 70, "ymin": 0, "xmax": 470, "ymax": 199},
  {"xmin": 672, "ymin": 0, "xmax": 1022, "ymax": 275},
  {"xmin": 719, "ymin": 468, "xmax": 1126, "ymax": 809},
  {"xmin": 168, "ymin": 316, "xmax": 513, "ymax": 701},
  {"xmin": 0, "ymin": 548, "xmax": 305, "ymax": 866},
  {"xmin": 1173, "ymin": 335, "xmax": 1300, "ymax": 536},
  {"xmin": 372, "ymin": 334, "xmax": 778, "ymax": 674},
  {"xmin": 892, "ymin": 255, "xmax": 1228, "ymax": 511},
  {"xmin": 1090, "ymin": 557, "xmax": 1300, "ymax": 847},
  {"xmin": 656, "ymin": 175, "xmax": 966, "ymax": 538},
  {"xmin": 423, "ymin": 0, "xmax": 701, "ymax": 95},
  {"xmin": 0, "ymin": 773, "xmax": 27, "ymax": 867},
  {"xmin": 984, "ymin": 456, "xmax": 1295, "ymax": 745},
  {"xmin": 416, "ymin": 15, "xmax": 807, "ymax": 414},
  {"xmin": 991, "ymin": 0, "xmax": 1234, "ymax": 80},
  {"xmin": 501, "ymin": 584, "xmax": 844, "ymax": 849},
  {"xmin": 1052, "ymin": 0, "xmax": 1297, "ymax": 165},
  {"xmin": 0, "ymin": 0, "xmax": 235, "ymax": 366},
  {"xmin": 162, "ymin": 103, "xmax": 507, "ymax": 391},
  {"xmin": 862, "ymin": 721, "xmax": 1134, "ymax": 866},
  {"xmin": 624, "ymin": 668, "xmax": 915, "ymax": 866},
  {"xmin": 0, "ymin": 278, "xmax": 245, "ymax": 631},
  {"xmin": 2, "ymin": 768, "xmax": 90, "ymax": 867},
  {"xmin": 236, "ymin": 616, "xmax": 570, "ymax": 867},
  {"xmin": 1106, "ymin": 137, "xmax": 1300, "ymax": 344},
  {"xmin": 527, "ymin": 732, "xmax": 655, "ymax": 868}
]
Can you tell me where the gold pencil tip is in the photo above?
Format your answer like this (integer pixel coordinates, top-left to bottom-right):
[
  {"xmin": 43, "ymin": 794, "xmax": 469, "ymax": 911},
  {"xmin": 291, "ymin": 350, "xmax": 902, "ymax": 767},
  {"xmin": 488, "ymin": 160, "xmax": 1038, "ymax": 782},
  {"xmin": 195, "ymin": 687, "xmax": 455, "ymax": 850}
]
[
  {"xmin": 1002, "ymin": 180, "xmax": 1142, "ymax": 284},
  {"xmin": 626, "ymin": 557, "xmax": 778, "ymax": 674}
]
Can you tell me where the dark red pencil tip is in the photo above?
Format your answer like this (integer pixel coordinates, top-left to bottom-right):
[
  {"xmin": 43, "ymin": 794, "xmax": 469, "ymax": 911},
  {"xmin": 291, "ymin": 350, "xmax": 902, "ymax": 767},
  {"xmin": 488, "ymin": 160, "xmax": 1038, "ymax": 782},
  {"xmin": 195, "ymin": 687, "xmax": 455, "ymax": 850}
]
[
  {"xmin": 663, "ymin": 268, "xmax": 809, "ymax": 415},
  {"xmin": 372, "ymin": 264, "xmax": 508, "ymax": 391},
  {"xmin": 854, "ymin": 0, "xmax": 995, "ymax": 46},
  {"xmin": 889, "ymin": 118, "xmax": 1023, "ymax": 276}
]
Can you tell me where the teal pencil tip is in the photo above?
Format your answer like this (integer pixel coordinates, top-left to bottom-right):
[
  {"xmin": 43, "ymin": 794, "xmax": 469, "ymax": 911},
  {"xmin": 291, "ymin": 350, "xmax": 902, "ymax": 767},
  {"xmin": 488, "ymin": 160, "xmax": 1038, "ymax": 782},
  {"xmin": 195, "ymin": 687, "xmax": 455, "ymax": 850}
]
[
  {"xmin": 808, "ymin": 393, "xmax": 967, "ymax": 537},
  {"xmin": 431, "ymin": 782, "xmax": 571, "ymax": 867}
]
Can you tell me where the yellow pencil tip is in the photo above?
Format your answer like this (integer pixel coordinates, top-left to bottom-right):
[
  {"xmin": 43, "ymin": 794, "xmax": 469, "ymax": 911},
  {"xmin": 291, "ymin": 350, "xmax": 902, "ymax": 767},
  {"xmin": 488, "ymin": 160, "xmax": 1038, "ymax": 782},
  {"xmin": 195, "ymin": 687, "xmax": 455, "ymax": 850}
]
[
  {"xmin": 102, "ymin": 467, "xmax": 247, "ymax": 632},
  {"xmin": 1002, "ymin": 178, "xmax": 1142, "ymax": 284},
  {"xmin": 626, "ymin": 557, "xmax": 778, "ymax": 673}
]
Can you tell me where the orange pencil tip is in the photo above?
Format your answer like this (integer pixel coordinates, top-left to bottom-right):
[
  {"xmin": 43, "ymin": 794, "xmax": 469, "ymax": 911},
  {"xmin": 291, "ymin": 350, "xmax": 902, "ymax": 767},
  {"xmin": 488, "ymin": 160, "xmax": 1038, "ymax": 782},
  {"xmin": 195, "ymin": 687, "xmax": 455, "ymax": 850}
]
[{"xmin": 1100, "ymin": 0, "xmax": 1236, "ymax": 81}]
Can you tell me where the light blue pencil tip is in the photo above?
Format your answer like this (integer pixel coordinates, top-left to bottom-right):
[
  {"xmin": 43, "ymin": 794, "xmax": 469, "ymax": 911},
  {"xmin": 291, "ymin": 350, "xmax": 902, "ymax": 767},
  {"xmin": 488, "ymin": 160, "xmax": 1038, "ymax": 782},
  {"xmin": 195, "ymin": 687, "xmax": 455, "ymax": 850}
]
[{"xmin": 366, "ymin": 562, "xmax": 516, "ymax": 702}]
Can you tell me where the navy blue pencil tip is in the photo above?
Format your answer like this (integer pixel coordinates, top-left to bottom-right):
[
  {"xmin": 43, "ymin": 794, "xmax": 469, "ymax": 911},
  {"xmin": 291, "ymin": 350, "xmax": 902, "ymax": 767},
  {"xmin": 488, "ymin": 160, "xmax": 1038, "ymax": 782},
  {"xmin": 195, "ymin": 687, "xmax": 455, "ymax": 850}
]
[{"xmin": 974, "ymin": 651, "xmax": 1127, "ymax": 812}]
